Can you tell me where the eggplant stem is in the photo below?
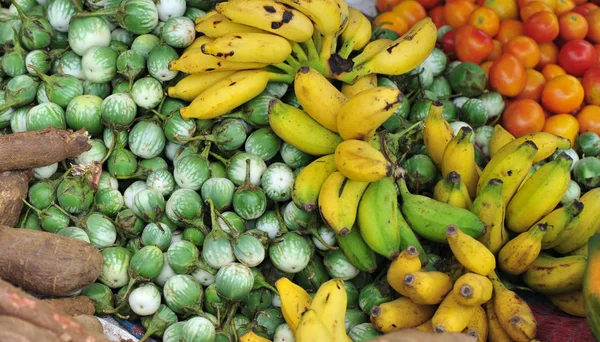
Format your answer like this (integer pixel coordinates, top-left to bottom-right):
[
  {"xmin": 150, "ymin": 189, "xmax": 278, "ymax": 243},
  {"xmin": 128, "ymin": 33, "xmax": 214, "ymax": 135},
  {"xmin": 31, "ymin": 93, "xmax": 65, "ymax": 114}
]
[
  {"xmin": 273, "ymin": 201, "xmax": 289, "ymax": 234},
  {"xmin": 100, "ymin": 130, "xmax": 117, "ymax": 164},
  {"xmin": 389, "ymin": 120, "xmax": 424, "ymax": 143},
  {"xmin": 208, "ymin": 151, "xmax": 229, "ymax": 165},
  {"xmin": 214, "ymin": 209, "xmax": 239, "ymax": 239},
  {"xmin": 51, "ymin": 203, "xmax": 80, "ymax": 224}
]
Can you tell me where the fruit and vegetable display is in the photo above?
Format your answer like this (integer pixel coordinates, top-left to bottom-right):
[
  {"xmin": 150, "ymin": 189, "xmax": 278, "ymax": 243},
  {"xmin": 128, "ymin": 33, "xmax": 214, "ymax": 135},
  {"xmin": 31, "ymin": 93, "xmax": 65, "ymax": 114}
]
[{"xmin": 1, "ymin": 0, "xmax": 600, "ymax": 340}]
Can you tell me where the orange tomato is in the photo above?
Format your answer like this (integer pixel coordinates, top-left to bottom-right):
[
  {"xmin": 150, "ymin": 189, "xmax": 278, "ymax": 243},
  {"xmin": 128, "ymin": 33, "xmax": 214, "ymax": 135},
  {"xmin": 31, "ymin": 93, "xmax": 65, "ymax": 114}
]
[
  {"xmin": 524, "ymin": 11, "xmax": 560, "ymax": 43},
  {"xmin": 595, "ymin": 44, "xmax": 600, "ymax": 64},
  {"xmin": 468, "ymin": 7, "xmax": 501, "ymax": 36},
  {"xmin": 573, "ymin": 3, "xmax": 598, "ymax": 16},
  {"xmin": 377, "ymin": 0, "xmax": 403, "ymax": 11},
  {"xmin": 444, "ymin": 0, "xmax": 477, "ymax": 28},
  {"xmin": 503, "ymin": 36, "xmax": 541, "ymax": 68},
  {"xmin": 573, "ymin": 0, "xmax": 586, "ymax": 6},
  {"xmin": 555, "ymin": 0, "xmax": 576, "ymax": 16},
  {"xmin": 516, "ymin": 69, "xmax": 547, "ymax": 101},
  {"xmin": 577, "ymin": 105, "xmax": 600, "ymax": 134},
  {"xmin": 541, "ymin": 74, "xmax": 585, "ymax": 113},
  {"xmin": 481, "ymin": 60, "xmax": 494, "ymax": 77},
  {"xmin": 393, "ymin": 0, "xmax": 427, "ymax": 27},
  {"xmin": 486, "ymin": 39, "xmax": 504, "ymax": 60},
  {"xmin": 520, "ymin": 1, "xmax": 553, "ymax": 21},
  {"xmin": 484, "ymin": 0, "xmax": 519, "ymax": 20},
  {"xmin": 542, "ymin": 63, "xmax": 567, "ymax": 80},
  {"xmin": 559, "ymin": 12, "xmax": 589, "ymax": 41},
  {"xmin": 429, "ymin": 5, "xmax": 447, "ymax": 27},
  {"xmin": 586, "ymin": 8, "xmax": 600, "ymax": 43},
  {"xmin": 542, "ymin": 114, "xmax": 580, "ymax": 145},
  {"xmin": 519, "ymin": 0, "xmax": 557, "ymax": 10},
  {"xmin": 502, "ymin": 99, "xmax": 546, "ymax": 137},
  {"xmin": 537, "ymin": 42, "xmax": 559, "ymax": 68},
  {"xmin": 489, "ymin": 53, "xmax": 528, "ymax": 96},
  {"xmin": 374, "ymin": 12, "xmax": 409, "ymax": 35},
  {"xmin": 496, "ymin": 19, "xmax": 525, "ymax": 44}
]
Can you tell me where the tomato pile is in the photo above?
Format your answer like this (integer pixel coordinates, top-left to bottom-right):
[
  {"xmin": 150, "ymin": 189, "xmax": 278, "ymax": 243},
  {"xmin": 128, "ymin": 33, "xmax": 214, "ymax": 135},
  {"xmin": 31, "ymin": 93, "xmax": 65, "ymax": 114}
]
[{"xmin": 376, "ymin": 0, "xmax": 600, "ymax": 143}]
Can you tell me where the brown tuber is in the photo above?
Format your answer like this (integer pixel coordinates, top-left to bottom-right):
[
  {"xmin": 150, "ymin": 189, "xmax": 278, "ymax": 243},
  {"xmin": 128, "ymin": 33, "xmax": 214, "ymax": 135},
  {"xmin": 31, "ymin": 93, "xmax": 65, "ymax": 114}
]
[{"xmin": 0, "ymin": 170, "xmax": 31, "ymax": 227}]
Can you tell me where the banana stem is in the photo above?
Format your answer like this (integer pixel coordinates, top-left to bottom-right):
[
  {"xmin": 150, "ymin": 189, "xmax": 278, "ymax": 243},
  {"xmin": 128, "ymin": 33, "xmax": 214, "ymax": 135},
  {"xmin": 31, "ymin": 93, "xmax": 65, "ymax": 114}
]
[
  {"xmin": 337, "ymin": 39, "xmax": 355, "ymax": 60},
  {"xmin": 291, "ymin": 42, "xmax": 308, "ymax": 63},
  {"xmin": 267, "ymin": 72, "xmax": 294, "ymax": 84},
  {"xmin": 271, "ymin": 62, "xmax": 295, "ymax": 75},
  {"xmin": 303, "ymin": 38, "xmax": 320, "ymax": 63},
  {"xmin": 285, "ymin": 54, "xmax": 301, "ymax": 69},
  {"xmin": 319, "ymin": 34, "xmax": 335, "ymax": 61}
]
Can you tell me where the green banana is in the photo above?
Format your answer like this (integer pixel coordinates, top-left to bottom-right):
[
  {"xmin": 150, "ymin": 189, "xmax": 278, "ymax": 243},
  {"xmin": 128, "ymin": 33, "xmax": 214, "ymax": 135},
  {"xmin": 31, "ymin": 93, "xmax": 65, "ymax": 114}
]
[
  {"xmin": 522, "ymin": 253, "xmax": 587, "ymax": 295},
  {"xmin": 398, "ymin": 215, "xmax": 428, "ymax": 266},
  {"xmin": 554, "ymin": 188, "xmax": 600, "ymax": 254},
  {"xmin": 336, "ymin": 224, "xmax": 378, "ymax": 273},
  {"xmin": 397, "ymin": 177, "xmax": 486, "ymax": 243},
  {"xmin": 358, "ymin": 177, "xmax": 401, "ymax": 260}
]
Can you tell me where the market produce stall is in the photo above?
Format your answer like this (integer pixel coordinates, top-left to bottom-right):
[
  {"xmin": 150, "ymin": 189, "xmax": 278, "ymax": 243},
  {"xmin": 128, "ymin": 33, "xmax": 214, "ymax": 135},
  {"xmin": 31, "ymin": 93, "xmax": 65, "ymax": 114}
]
[{"xmin": 1, "ymin": 0, "xmax": 600, "ymax": 340}]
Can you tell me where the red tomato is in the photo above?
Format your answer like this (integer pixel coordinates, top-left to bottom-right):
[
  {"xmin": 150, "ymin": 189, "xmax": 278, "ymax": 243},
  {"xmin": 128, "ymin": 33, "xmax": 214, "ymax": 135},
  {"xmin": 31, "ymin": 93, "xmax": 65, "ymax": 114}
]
[
  {"xmin": 595, "ymin": 44, "xmax": 600, "ymax": 64},
  {"xmin": 441, "ymin": 29, "xmax": 457, "ymax": 55},
  {"xmin": 558, "ymin": 39, "xmax": 598, "ymax": 76},
  {"xmin": 418, "ymin": 0, "xmax": 442, "ymax": 9},
  {"xmin": 502, "ymin": 99, "xmax": 546, "ymax": 136},
  {"xmin": 578, "ymin": 105, "xmax": 600, "ymax": 134},
  {"xmin": 489, "ymin": 53, "xmax": 528, "ymax": 96},
  {"xmin": 455, "ymin": 25, "xmax": 494, "ymax": 63},
  {"xmin": 558, "ymin": 12, "xmax": 589, "ymax": 41},
  {"xmin": 541, "ymin": 74, "xmax": 585, "ymax": 113},
  {"xmin": 429, "ymin": 5, "xmax": 447, "ymax": 27},
  {"xmin": 524, "ymin": 11, "xmax": 560, "ymax": 43},
  {"xmin": 572, "ymin": 3, "xmax": 598, "ymax": 16},
  {"xmin": 582, "ymin": 65, "xmax": 600, "ymax": 105}
]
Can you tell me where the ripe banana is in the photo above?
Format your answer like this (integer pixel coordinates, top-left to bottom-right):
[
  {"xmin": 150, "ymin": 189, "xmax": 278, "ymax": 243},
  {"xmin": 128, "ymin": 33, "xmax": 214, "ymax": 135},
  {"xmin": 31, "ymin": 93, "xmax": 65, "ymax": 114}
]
[
  {"xmin": 357, "ymin": 177, "xmax": 401, "ymax": 259},
  {"xmin": 424, "ymin": 101, "xmax": 454, "ymax": 168},
  {"xmin": 485, "ymin": 298, "xmax": 512, "ymax": 342},
  {"xmin": 200, "ymin": 33, "xmax": 292, "ymax": 64},
  {"xmin": 335, "ymin": 139, "xmax": 392, "ymax": 182},
  {"xmin": 310, "ymin": 278, "xmax": 350, "ymax": 342},
  {"xmin": 415, "ymin": 319, "xmax": 434, "ymax": 332},
  {"xmin": 337, "ymin": 18, "xmax": 437, "ymax": 83},
  {"xmin": 275, "ymin": 0, "xmax": 342, "ymax": 37},
  {"xmin": 351, "ymin": 39, "xmax": 393, "ymax": 67},
  {"xmin": 489, "ymin": 271, "xmax": 538, "ymax": 341},
  {"xmin": 167, "ymin": 71, "xmax": 235, "ymax": 102},
  {"xmin": 296, "ymin": 309, "xmax": 333, "ymax": 342},
  {"xmin": 554, "ymin": 188, "xmax": 600, "ymax": 254},
  {"xmin": 387, "ymin": 246, "xmax": 422, "ymax": 296},
  {"xmin": 547, "ymin": 291, "xmax": 586, "ymax": 317},
  {"xmin": 488, "ymin": 124, "xmax": 515, "ymax": 158},
  {"xmin": 337, "ymin": 87, "xmax": 403, "ymax": 141},
  {"xmin": 403, "ymin": 271, "xmax": 453, "ymax": 305},
  {"xmin": 294, "ymin": 66, "xmax": 347, "ymax": 132},
  {"xmin": 472, "ymin": 179, "xmax": 508, "ymax": 254},
  {"xmin": 498, "ymin": 223, "xmax": 547, "ymax": 275},
  {"xmin": 464, "ymin": 306, "xmax": 489, "ymax": 342},
  {"xmin": 493, "ymin": 131, "xmax": 571, "ymax": 164},
  {"xmin": 195, "ymin": 13, "xmax": 267, "ymax": 37},
  {"xmin": 215, "ymin": 0, "xmax": 314, "ymax": 42},
  {"xmin": 446, "ymin": 224, "xmax": 496, "ymax": 276},
  {"xmin": 370, "ymin": 297, "xmax": 436, "ymax": 333},
  {"xmin": 240, "ymin": 331, "xmax": 271, "ymax": 342},
  {"xmin": 522, "ymin": 253, "xmax": 587, "ymax": 295},
  {"xmin": 340, "ymin": 74, "xmax": 377, "ymax": 98},
  {"xmin": 184, "ymin": 35, "xmax": 215, "ymax": 54},
  {"xmin": 169, "ymin": 49, "xmax": 268, "ymax": 74},
  {"xmin": 538, "ymin": 200, "xmax": 585, "ymax": 249},
  {"xmin": 292, "ymin": 154, "xmax": 337, "ymax": 212},
  {"xmin": 338, "ymin": 7, "xmax": 372, "ymax": 59},
  {"xmin": 433, "ymin": 171, "xmax": 473, "ymax": 209},
  {"xmin": 453, "ymin": 273, "xmax": 493, "ymax": 307},
  {"xmin": 432, "ymin": 292, "xmax": 478, "ymax": 333},
  {"xmin": 506, "ymin": 153, "xmax": 572, "ymax": 233},
  {"xmin": 336, "ymin": 224, "xmax": 378, "ymax": 273},
  {"xmin": 570, "ymin": 243, "xmax": 588, "ymax": 256},
  {"xmin": 318, "ymin": 171, "xmax": 369, "ymax": 236},
  {"xmin": 477, "ymin": 140, "xmax": 538, "ymax": 205},
  {"xmin": 180, "ymin": 70, "xmax": 271, "ymax": 120},
  {"xmin": 275, "ymin": 277, "xmax": 312, "ymax": 334},
  {"xmin": 268, "ymin": 99, "xmax": 343, "ymax": 156},
  {"xmin": 442, "ymin": 127, "xmax": 479, "ymax": 198},
  {"xmin": 398, "ymin": 178, "xmax": 486, "ymax": 243}
]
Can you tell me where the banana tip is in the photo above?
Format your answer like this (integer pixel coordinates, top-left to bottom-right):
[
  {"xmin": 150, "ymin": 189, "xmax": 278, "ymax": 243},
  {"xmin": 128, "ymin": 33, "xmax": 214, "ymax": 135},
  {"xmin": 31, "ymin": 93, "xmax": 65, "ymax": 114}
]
[
  {"xmin": 338, "ymin": 228, "xmax": 350, "ymax": 236},
  {"xmin": 298, "ymin": 66, "xmax": 310, "ymax": 74},
  {"xmin": 459, "ymin": 284, "xmax": 473, "ymax": 298},
  {"xmin": 406, "ymin": 245, "xmax": 419, "ymax": 256},
  {"xmin": 433, "ymin": 326, "xmax": 445, "ymax": 333},
  {"xmin": 303, "ymin": 203, "xmax": 316, "ymax": 212},
  {"xmin": 370, "ymin": 305, "xmax": 382, "ymax": 317},
  {"xmin": 403, "ymin": 273, "xmax": 415, "ymax": 286},
  {"xmin": 445, "ymin": 224, "xmax": 458, "ymax": 236}
]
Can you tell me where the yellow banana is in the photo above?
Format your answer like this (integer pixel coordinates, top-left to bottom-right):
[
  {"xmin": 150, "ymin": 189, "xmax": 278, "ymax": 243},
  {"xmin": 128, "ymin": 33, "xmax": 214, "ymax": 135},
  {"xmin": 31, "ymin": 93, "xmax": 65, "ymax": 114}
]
[
  {"xmin": 489, "ymin": 271, "xmax": 538, "ymax": 341},
  {"xmin": 453, "ymin": 273, "xmax": 493, "ymax": 307},
  {"xmin": 240, "ymin": 331, "xmax": 271, "ymax": 342},
  {"xmin": 334, "ymin": 140, "xmax": 392, "ymax": 182},
  {"xmin": 538, "ymin": 200, "xmax": 585, "ymax": 249},
  {"xmin": 296, "ymin": 309, "xmax": 333, "ymax": 342},
  {"xmin": 184, "ymin": 35, "xmax": 215, "ymax": 54},
  {"xmin": 424, "ymin": 100, "xmax": 453, "ymax": 168},
  {"xmin": 553, "ymin": 187, "xmax": 600, "ymax": 254},
  {"xmin": 268, "ymin": 99, "xmax": 343, "ymax": 156},
  {"xmin": 340, "ymin": 74, "xmax": 377, "ymax": 99},
  {"xmin": 180, "ymin": 70, "xmax": 271, "ymax": 120},
  {"xmin": 415, "ymin": 319, "xmax": 434, "ymax": 332},
  {"xmin": 195, "ymin": 13, "xmax": 267, "ymax": 37},
  {"xmin": 477, "ymin": 140, "xmax": 538, "ymax": 205},
  {"xmin": 485, "ymin": 298, "xmax": 512, "ymax": 342},
  {"xmin": 337, "ymin": 87, "xmax": 404, "ymax": 141},
  {"xmin": 275, "ymin": 277, "xmax": 313, "ymax": 334},
  {"xmin": 167, "ymin": 71, "xmax": 235, "ymax": 102},
  {"xmin": 275, "ymin": 0, "xmax": 342, "ymax": 37},
  {"xmin": 316, "ymin": 0, "xmax": 350, "ymax": 61},
  {"xmin": 292, "ymin": 154, "xmax": 337, "ymax": 212},
  {"xmin": 433, "ymin": 171, "xmax": 473, "ymax": 210},
  {"xmin": 488, "ymin": 124, "xmax": 515, "ymax": 158},
  {"xmin": 463, "ymin": 306, "xmax": 488, "ymax": 342},
  {"xmin": 387, "ymin": 246, "xmax": 422, "ymax": 296},
  {"xmin": 310, "ymin": 279, "xmax": 350, "ymax": 342},
  {"xmin": 318, "ymin": 171, "xmax": 369, "ymax": 236},
  {"xmin": 403, "ymin": 271, "xmax": 453, "ymax": 305},
  {"xmin": 432, "ymin": 292, "xmax": 478, "ymax": 333},
  {"xmin": 200, "ymin": 33, "xmax": 292, "ymax": 64},
  {"xmin": 169, "ymin": 49, "xmax": 267, "ymax": 74},
  {"xmin": 337, "ymin": 18, "xmax": 437, "ymax": 83},
  {"xmin": 506, "ymin": 153, "xmax": 572, "ymax": 233},
  {"xmin": 215, "ymin": 0, "xmax": 314, "ymax": 42},
  {"xmin": 493, "ymin": 131, "xmax": 572, "ymax": 164},
  {"xmin": 498, "ymin": 223, "xmax": 547, "ymax": 275},
  {"xmin": 570, "ymin": 242, "xmax": 588, "ymax": 256},
  {"xmin": 338, "ymin": 7, "xmax": 372, "ymax": 59},
  {"xmin": 446, "ymin": 224, "xmax": 496, "ymax": 276},
  {"xmin": 370, "ymin": 297, "xmax": 436, "ymax": 333},
  {"xmin": 472, "ymin": 178, "xmax": 508, "ymax": 254},
  {"xmin": 547, "ymin": 291, "xmax": 586, "ymax": 317},
  {"xmin": 442, "ymin": 127, "xmax": 479, "ymax": 198},
  {"xmin": 294, "ymin": 66, "xmax": 347, "ymax": 132},
  {"xmin": 351, "ymin": 39, "xmax": 393, "ymax": 67},
  {"xmin": 522, "ymin": 253, "xmax": 587, "ymax": 295}
]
